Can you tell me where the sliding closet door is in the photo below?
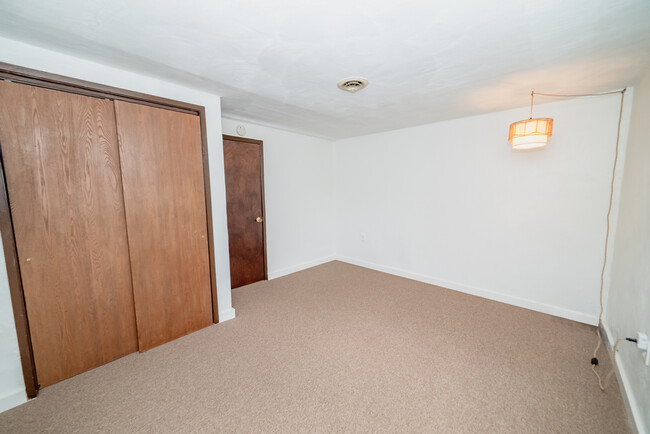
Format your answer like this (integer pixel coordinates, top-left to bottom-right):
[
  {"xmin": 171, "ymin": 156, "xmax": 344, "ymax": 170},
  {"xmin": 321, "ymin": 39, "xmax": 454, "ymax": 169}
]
[
  {"xmin": 114, "ymin": 101, "xmax": 212, "ymax": 351},
  {"xmin": 0, "ymin": 81, "xmax": 138, "ymax": 386}
]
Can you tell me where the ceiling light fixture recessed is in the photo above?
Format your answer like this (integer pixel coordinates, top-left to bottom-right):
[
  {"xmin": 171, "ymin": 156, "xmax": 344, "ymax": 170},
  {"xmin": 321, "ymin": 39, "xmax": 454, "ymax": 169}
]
[{"xmin": 337, "ymin": 77, "xmax": 368, "ymax": 93}]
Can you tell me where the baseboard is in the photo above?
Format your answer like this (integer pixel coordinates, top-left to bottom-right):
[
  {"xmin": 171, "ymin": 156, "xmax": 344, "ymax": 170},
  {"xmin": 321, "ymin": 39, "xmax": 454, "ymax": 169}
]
[
  {"xmin": 335, "ymin": 256, "xmax": 598, "ymax": 325},
  {"xmin": 0, "ymin": 388, "xmax": 26, "ymax": 414},
  {"xmin": 601, "ymin": 322, "xmax": 645, "ymax": 434},
  {"xmin": 218, "ymin": 307, "xmax": 236, "ymax": 322},
  {"xmin": 268, "ymin": 256, "xmax": 336, "ymax": 280}
]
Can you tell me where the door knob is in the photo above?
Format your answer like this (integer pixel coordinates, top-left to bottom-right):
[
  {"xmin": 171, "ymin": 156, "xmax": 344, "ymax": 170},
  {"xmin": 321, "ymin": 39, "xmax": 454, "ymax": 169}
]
[{"xmin": 256, "ymin": 217, "xmax": 263, "ymax": 223}]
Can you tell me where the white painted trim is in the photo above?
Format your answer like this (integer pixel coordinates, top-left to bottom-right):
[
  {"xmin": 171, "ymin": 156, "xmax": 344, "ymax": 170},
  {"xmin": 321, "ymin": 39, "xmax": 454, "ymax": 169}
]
[
  {"xmin": 221, "ymin": 116, "xmax": 335, "ymax": 141},
  {"xmin": 335, "ymin": 256, "xmax": 598, "ymax": 325},
  {"xmin": 601, "ymin": 322, "xmax": 645, "ymax": 434},
  {"xmin": 268, "ymin": 256, "xmax": 336, "ymax": 280},
  {"xmin": 218, "ymin": 307, "xmax": 236, "ymax": 322},
  {"xmin": 0, "ymin": 387, "xmax": 26, "ymax": 414}
]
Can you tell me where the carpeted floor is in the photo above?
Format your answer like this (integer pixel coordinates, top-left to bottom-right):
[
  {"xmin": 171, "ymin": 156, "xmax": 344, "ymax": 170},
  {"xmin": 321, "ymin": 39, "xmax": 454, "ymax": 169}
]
[{"xmin": 0, "ymin": 261, "xmax": 630, "ymax": 433}]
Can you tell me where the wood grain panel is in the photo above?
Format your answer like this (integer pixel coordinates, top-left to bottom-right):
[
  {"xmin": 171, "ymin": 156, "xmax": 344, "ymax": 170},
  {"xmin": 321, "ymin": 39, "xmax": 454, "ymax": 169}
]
[
  {"xmin": 223, "ymin": 138, "xmax": 266, "ymax": 288},
  {"xmin": 114, "ymin": 101, "xmax": 212, "ymax": 351},
  {"xmin": 0, "ymin": 81, "xmax": 138, "ymax": 387}
]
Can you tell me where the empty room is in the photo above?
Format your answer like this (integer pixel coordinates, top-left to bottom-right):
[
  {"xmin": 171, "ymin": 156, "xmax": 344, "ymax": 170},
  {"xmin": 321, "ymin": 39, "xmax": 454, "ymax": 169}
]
[{"xmin": 0, "ymin": 0, "xmax": 649, "ymax": 432}]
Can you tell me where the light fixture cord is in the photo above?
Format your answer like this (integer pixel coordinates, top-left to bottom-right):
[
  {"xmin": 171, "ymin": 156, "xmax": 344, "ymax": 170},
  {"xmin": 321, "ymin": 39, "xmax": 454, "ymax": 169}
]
[
  {"xmin": 593, "ymin": 338, "xmax": 626, "ymax": 390},
  {"xmin": 533, "ymin": 90, "xmax": 624, "ymax": 98},
  {"xmin": 530, "ymin": 91, "xmax": 534, "ymax": 119},
  {"xmin": 532, "ymin": 88, "xmax": 626, "ymax": 391},
  {"xmin": 592, "ymin": 89, "xmax": 625, "ymax": 391}
]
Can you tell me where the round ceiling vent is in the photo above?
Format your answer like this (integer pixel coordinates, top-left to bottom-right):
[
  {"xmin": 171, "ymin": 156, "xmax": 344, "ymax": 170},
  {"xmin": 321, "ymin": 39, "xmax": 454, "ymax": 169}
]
[{"xmin": 337, "ymin": 77, "xmax": 368, "ymax": 93}]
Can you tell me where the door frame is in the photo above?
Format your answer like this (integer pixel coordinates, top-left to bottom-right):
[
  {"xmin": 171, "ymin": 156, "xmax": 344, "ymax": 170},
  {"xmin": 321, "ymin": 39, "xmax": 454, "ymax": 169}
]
[
  {"xmin": 0, "ymin": 62, "xmax": 220, "ymax": 398},
  {"xmin": 222, "ymin": 134, "xmax": 268, "ymax": 281}
]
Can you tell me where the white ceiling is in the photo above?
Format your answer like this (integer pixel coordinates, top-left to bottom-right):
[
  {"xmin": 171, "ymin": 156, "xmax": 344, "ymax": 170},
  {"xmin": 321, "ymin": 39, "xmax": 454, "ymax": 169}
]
[{"xmin": 1, "ymin": 0, "xmax": 649, "ymax": 139}]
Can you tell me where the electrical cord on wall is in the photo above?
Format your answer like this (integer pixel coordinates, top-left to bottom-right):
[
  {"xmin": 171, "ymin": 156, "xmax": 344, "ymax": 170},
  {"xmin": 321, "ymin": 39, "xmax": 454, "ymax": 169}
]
[{"xmin": 532, "ymin": 89, "xmax": 626, "ymax": 391}]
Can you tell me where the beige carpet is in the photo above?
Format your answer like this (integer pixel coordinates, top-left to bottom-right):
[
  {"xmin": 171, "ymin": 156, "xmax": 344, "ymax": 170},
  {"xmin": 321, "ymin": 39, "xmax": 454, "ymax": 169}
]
[{"xmin": 0, "ymin": 261, "xmax": 631, "ymax": 433}]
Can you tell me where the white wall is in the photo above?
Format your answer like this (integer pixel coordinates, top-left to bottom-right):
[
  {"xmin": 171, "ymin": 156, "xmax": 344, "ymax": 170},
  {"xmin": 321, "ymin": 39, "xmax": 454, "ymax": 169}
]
[
  {"xmin": 0, "ymin": 237, "xmax": 26, "ymax": 413},
  {"xmin": 221, "ymin": 119, "xmax": 335, "ymax": 278},
  {"xmin": 334, "ymin": 94, "xmax": 633, "ymax": 325},
  {"xmin": 606, "ymin": 70, "xmax": 650, "ymax": 434},
  {"xmin": 0, "ymin": 36, "xmax": 235, "ymax": 412}
]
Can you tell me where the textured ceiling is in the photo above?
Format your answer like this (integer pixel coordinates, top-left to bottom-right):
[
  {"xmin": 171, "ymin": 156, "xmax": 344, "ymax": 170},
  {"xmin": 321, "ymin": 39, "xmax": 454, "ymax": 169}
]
[{"xmin": 1, "ymin": 0, "xmax": 649, "ymax": 139}]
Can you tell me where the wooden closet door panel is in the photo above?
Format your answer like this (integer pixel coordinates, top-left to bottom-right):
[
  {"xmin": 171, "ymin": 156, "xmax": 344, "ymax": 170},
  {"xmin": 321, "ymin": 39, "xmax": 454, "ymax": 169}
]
[
  {"xmin": 0, "ymin": 81, "xmax": 138, "ymax": 387},
  {"xmin": 114, "ymin": 101, "xmax": 212, "ymax": 352}
]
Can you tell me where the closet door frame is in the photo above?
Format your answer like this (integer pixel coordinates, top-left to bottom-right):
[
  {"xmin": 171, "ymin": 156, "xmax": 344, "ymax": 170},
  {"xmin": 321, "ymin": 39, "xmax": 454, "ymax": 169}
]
[{"xmin": 0, "ymin": 62, "xmax": 220, "ymax": 398}]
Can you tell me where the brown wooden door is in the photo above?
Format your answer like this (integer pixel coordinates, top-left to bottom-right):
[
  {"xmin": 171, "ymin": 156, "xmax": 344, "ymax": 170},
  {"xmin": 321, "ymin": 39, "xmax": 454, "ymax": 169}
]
[
  {"xmin": 223, "ymin": 136, "xmax": 266, "ymax": 289},
  {"xmin": 0, "ymin": 81, "xmax": 138, "ymax": 387},
  {"xmin": 114, "ymin": 101, "xmax": 212, "ymax": 351}
]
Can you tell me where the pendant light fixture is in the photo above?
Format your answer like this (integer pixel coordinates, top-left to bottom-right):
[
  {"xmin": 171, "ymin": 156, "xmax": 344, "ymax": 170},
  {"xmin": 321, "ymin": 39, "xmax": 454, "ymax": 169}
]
[{"xmin": 508, "ymin": 91, "xmax": 553, "ymax": 150}]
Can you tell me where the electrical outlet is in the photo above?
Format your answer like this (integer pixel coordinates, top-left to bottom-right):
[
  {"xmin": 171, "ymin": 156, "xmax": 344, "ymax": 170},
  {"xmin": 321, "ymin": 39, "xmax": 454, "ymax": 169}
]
[{"xmin": 636, "ymin": 332, "xmax": 649, "ymax": 366}]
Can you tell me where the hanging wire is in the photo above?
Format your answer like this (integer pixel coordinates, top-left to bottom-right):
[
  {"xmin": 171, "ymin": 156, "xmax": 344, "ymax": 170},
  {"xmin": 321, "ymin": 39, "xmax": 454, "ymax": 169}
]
[
  {"xmin": 592, "ymin": 89, "xmax": 626, "ymax": 391},
  {"xmin": 533, "ymin": 90, "xmax": 624, "ymax": 98},
  {"xmin": 532, "ymin": 88, "xmax": 626, "ymax": 391}
]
